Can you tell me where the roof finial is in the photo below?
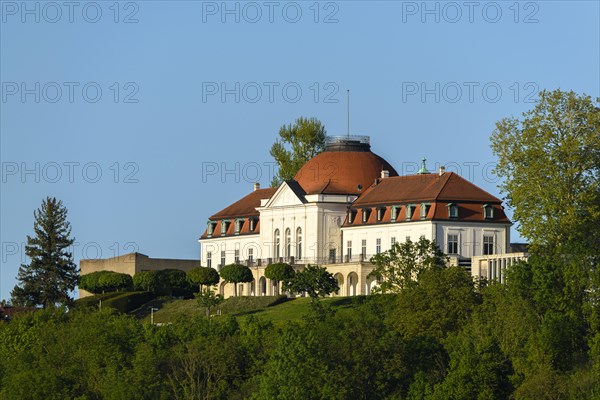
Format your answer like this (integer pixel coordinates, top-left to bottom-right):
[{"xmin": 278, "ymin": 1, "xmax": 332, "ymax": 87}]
[{"xmin": 417, "ymin": 158, "xmax": 431, "ymax": 174}]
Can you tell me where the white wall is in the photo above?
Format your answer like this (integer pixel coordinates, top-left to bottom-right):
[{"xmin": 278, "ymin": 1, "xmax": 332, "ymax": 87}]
[
  {"xmin": 342, "ymin": 221, "xmax": 434, "ymax": 259},
  {"xmin": 200, "ymin": 234, "xmax": 261, "ymax": 269},
  {"xmin": 435, "ymin": 222, "xmax": 511, "ymax": 258},
  {"xmin": 342, "ymin": 221, "xmax": 511, "ymax": 259}
]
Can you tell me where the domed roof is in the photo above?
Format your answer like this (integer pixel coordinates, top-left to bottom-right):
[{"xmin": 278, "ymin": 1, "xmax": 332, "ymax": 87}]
[{"xmin": 294, "ymin": 136, "xmax": 398, "ymax": 195}]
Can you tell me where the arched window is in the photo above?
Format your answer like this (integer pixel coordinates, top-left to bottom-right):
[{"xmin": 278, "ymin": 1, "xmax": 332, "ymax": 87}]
[
  {"xmin": 285, "ymin": 228, "xmax": 291, "ymax": 258},
  {"xmin": 296, "ymin": 227, "xmax": 302, "ymax": 260},
  {"xmin": 274, "ymin": 229, "xmax": 280, "ymax": 259}
]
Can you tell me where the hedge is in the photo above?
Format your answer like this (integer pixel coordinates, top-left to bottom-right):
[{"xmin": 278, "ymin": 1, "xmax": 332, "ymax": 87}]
[
  {"xmin": 75, "ymin": 292, "xmax": 123, "ymax": 309},
  {"xmin": 102, "ymin": 291, "xmax": 155, "ymax": 313}
]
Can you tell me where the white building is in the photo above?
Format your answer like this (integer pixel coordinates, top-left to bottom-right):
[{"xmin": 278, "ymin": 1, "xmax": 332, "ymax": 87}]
[{"xmin": 200, "ymin": 136, "xmax": 522, "ymax": 297}]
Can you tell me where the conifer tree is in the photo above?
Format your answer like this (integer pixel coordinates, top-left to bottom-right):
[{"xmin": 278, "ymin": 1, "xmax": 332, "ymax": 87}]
[{"xmin": 11, "ymin": 197, "xmax": 79, "ymax": 308}]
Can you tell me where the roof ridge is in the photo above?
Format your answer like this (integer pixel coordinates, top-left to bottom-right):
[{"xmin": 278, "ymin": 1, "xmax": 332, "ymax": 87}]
[
  {"xmin": 440, "ymin": 173, "xmax": 502, "ymax": 202},
  {"xmin": 318, "ymin": 179, "xmax": 331, "ymax": 194},
  {"xmin": 434, "ymin": 172, "xmax": 453, "ymax": 201}
]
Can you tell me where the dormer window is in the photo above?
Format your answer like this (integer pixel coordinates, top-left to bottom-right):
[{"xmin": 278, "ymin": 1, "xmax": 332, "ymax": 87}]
[
  {"xmin": 221, "ymin": 220, "xmax": 230, "ymax": 235},
  {"xmin": 376, "ymin": 207, "xmax": 384, "ymax": 222},
  {"xmin": 448, "ymin": 203, "xmax": 459, "ymax": 219},
  {"xmin": 391, "ymin": 206, "xmax": 399, "ymax": 222},
  {"xmin": 362, "ymin": 208, "xmax": 371, "ymax": 223},
  {"xmin": 420, "ymin": 203, "xmax": 431, "ymax": 220},
  {"xmin": 207, "ymin": 221, "xmax": 216, "ymax": 237},
  {"xmin": 348, "ymin": 209, "xmax": 356, "ymax": 224},
  {"xmin": 483, "ymin": 204, "xmax": 494, "ymax": 219},
  {"xmin": 234, "ymin": 219, "xmax": 242, "ymax": 235},
  {"xmin": 406, "ymin": 204, "xmax": 416, "ymax": 220},
  {"xmin": 249, "ymin": 218, "xmax": 256, "ymax": 232}
]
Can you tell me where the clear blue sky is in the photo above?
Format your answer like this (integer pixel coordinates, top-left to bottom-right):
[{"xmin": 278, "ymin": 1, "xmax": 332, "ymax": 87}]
[{"xmin": 1, "ymin": 0, "xmax": 599, "ymax": 299}]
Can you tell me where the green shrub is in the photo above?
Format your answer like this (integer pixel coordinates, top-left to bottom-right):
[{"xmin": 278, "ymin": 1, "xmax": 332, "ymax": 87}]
[
  {"xmin": 133, "ymin": 270, "xmax": 161, "ymax": 292},
  {"xmin": 79, "ymin": 271, "xmax": 133, "ymax": 294},
  {"xmin": 132, "ymin": 269, "xmax": 192, "ymax": 297},
  {"xmin": 219, "ymin": 264, "xmax": 253, "ymax": 296},
  {"xmin": 187, "ymin": 267, "xmax": 220, "ymax": 292},
  {"xmin": 158, "ymin": 269, "xmax": 189, "ymax": 296}
]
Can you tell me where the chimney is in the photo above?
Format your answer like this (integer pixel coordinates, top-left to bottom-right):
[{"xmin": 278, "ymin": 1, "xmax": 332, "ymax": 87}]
[
  {"xmin": 253, "ymin": 182, "xmax": 260, "ymax": 191},
  {"xmin": 439, "ymin": 166, "xmax": 446, "ymax": 176},
  {"xmin": 381, "ymin": 170, "xmax": 389, "ymax": 179}
]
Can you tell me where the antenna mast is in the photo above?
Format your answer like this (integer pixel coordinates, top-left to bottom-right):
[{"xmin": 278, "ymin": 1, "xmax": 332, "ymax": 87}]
[{"xmin": 347, "ymin": 89, "xmax": 350, "ymax": 138}]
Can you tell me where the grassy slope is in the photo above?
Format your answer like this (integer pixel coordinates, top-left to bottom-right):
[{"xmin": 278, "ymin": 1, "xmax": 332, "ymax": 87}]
[{"xmin": 141, "ymin": 296, "xmax": 368, "ymax": 324}]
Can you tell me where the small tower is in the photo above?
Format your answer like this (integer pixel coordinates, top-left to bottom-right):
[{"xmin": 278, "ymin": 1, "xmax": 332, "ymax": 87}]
[{"xmin": 417, "ymin": 158, "xmax": 431, "ymax": 174}]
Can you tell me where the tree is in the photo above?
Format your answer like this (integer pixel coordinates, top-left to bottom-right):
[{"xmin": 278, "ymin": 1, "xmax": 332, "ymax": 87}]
[
  {"xmin": 219, "ymin": 264, "xmax": 253, "ymax": 296},
  {"xmin": 394, "ymin": 266, "xmax": 480, "ymax": 341},
  {"xmin": 157, "ymin": 269, "xmax": 189, "ymax": 297},
  {"xmin": 133, "ymin": 270, "xmax": 161, "ymax": 292},
  {"xmin": 187, "ymin": 267, "xmax": 220, "ymax": 293},
  {"xmin": 11, "ymin": 197, "xmax": 79, "ymax": 308},
  {"xmin": 368, "ymin": 237, "xmax": 448, "ymax": 294},
  {"xmin": 79, "ymin": 271, "xmax": 133, "ymax": 294},
  {"xmin": 195, "ymin": 288, "xmax": 224, "ymax": 317},
  {"xmin": 286, "ymin": 265, "xmax": 339, "ymax": 301},
  {"xmin": 269, "ymin": 117, "xmax": 326, "ymax": 186},
  {"xmin": 490, "ymin": 89, "xmax": 600, "ymax": 254},
  {"xmin": 491, "ymin": 89, "xmax": 600, "ymax": 326},
  {"xmin": 264, "ymin": 263, "xmax": 295, "ymax": 295}
]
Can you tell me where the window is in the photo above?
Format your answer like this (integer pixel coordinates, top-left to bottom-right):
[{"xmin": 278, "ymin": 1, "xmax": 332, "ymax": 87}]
[
  {"xmin": 483, "ymin": 204, "xmax": 494, "ymax": 219},
  {"xmin": 448, "ymin": 203, "xmax": 458, "ymax": 218},
  {"xmin": 391, "ymin": 206, "xmax": 399, "ymax": 222},
  {"xmin": 391, "ymin": 237, "xmax": 396, "ymax": 247},
  {"xmin": 447, "ymin": 234, "xmax": 459, "ymax": 254},
  {"xmin": 362, "ymin": 208, "xmax": 370, "ymax": 223},
  {"xmin": 248, "ymin": 248, "xmax": 254, "ymax": 263},
  {"xmin": 348, "ymin": 210, "xmax": 355, "ymax": 224},
  {"xmin": 376, "ymin": 238, "xmax": 382, "ymax": 254},
  {"xmin": 234, "ymin": 219, "xmax": 241, "ymax": 235},
  {"xmin": 221, "ymin": 220, "xmax": 229, "ymax": 235},
  {"xmin": 347, "ymin": 240, "xmax": 352, "ymax": 260},
  {"xmin": 285, "ymin": 228, "xmax": 291, "ymax": 258},
  {"xmin": 207, "ymin": 221, "xmax": 215, "ymax": 236},
  {"xmin": 483, "ymin": 235, "xmax": 494, "ymax": 255},
  {"xmin": 296, "ymin": 228, "xmax": 302, "ymax": 260},
  {"xmin": 274, "ymin": 229, "xmax": 280, "ymax": 259},
  {"xmin": 406, "ymin": 205, "xmax": 415, "ymax": 220},
  {"xmin": 420, "ymin": 203, "xmax": 431, "ymax": 219},
  {"xmin": 361, "ymin": 239, "xmax": 367, "ymax": 257},
  {"xmin": 377, "ymin": 208, "xmax": 383, "ymax": 221},
  {"xmin": 329, "ymin": 248, "xmax": 337, "ymax": 263},
  {"xmin": 220, "ymin": 250, "xmax": 226, "ymax": 267},
  {"xmin": 234, "ymin": 249, "xmax": 240, "ymax": 263},
  {"xmin": 249, "ymin": 218, "xmax": 255, "ymax": 231},
  {"xmin": 207, "ymin": 252, "xmax": 212, "ymax": 268}
]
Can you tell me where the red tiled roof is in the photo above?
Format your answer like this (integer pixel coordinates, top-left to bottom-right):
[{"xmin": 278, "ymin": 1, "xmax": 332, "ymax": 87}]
[
  {"xmin": 294, "ymin": 151, "xmax": 398, "ymax": 195},
  {"xmin": 0, "ymin": 306, "xmax": 35, "ymax": 318},
  {"xmin": 344, "ymin": 202, "xmax": 510, "ymax": 227},
  {"xmin": 209, "ymin": 188, "xmax": 276, "ymax": 220},
  {"xmin": 200, "ymin": 218, "xmax": 262, "ymax": 239},
  {"xmin": 200, "ymin": 188, "xmax": 275, "ymax": 239},
  {"xmin": 343, "ymin": 172, "xmax": 510, "ymax": 227},
  {"xmin": 353, "ymin": 172, "xmax": 502, "ymax": 205}
]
